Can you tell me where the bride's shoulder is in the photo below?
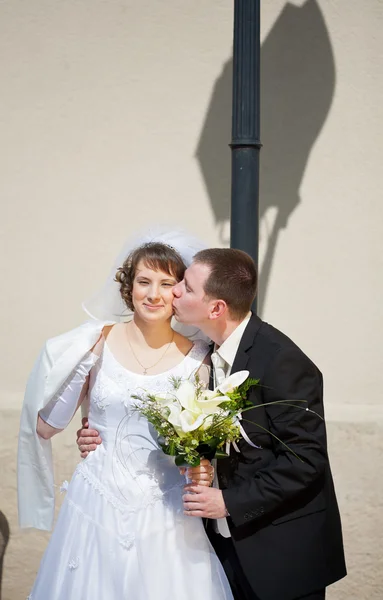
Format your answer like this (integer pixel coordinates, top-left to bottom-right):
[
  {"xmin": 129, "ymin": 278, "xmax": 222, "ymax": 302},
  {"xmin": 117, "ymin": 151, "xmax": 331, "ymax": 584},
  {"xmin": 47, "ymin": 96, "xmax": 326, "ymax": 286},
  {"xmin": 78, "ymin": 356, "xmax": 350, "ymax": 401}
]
[
  {"xmin": 174, "ymin": 333, "xmax": 210, "ymax": 359},
  {"xmin": 191, "ymin": 338, "xmax": 211, "ymax": 360},
  {"xmin": 173, "ymin": 332, "xmax": 194, "ymax": 356}
]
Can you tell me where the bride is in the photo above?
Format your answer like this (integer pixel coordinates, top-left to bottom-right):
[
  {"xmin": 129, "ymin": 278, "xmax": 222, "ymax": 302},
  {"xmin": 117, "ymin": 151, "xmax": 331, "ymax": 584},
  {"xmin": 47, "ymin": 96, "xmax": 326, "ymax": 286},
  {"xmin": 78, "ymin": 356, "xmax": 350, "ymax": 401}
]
[{"xmin": 18, "ymin": 231, "xmax": 233, "ymax": 600}]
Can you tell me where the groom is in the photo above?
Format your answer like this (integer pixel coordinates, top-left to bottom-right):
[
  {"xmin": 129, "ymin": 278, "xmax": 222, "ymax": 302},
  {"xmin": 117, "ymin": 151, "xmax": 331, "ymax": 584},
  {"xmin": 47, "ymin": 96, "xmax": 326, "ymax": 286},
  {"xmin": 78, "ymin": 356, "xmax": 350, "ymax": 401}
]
[{"xmin": 78, "ymin": 248, "xmax": 346, "ymax": 600}]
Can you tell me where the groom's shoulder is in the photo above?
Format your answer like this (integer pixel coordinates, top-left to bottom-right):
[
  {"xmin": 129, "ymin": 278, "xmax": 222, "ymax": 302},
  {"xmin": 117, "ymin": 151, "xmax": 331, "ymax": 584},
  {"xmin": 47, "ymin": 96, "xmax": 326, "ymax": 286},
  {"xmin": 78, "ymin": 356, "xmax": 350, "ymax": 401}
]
[
  {"xmin": 253, "ymin": 316, "xmax": 318, "ymax": 368},
  {"xmin": 257, "ymin": 318, "xmax": 298, "ymax": 349}
]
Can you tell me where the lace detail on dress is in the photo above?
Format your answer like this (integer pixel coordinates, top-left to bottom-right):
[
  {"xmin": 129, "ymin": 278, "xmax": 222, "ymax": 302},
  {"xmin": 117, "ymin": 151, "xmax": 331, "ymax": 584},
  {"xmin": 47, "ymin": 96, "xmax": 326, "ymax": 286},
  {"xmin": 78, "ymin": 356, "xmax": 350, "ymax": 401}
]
[
  {"xmin": 68, "ymin": 557, "xmax": 80, "ymax": 570},
  {"xmin": 60, "ymin": 480, "xmax": 69, "ymax": 494},
  {"xmin": 76, "ymin": 463, "xmax": 184, "ymax": 515},
  {"xmin": 75, "ymin": 462, "xmax": 184, "ymax": 516},
  {"xmin": 93, "ymin": 380, "xmax": 112, "ymax": 410},
  {"xmin": 119, "ymin": 534, "xmax": 135, "ymax": 551},
  {"xmin": 75, "ymin": 463, "xmax": 126, "ymax": 513},
  {"xmin": 67, "ymin": 497, "xmax": 136, "ymax": 552},
  {"xmin": 68, "ymin": 498, "xmax": 137, "ymax": 553},
  {"xmin": 91, "ymin": 359, "xmax": 115, "ymax": 410}
]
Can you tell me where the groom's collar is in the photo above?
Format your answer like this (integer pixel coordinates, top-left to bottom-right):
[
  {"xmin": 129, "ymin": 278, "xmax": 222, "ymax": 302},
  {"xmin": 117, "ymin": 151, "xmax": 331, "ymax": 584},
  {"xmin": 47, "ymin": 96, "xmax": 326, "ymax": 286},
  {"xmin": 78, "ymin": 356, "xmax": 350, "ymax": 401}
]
[
  {"xmin": 231, "ymin": 312, "xmax": 263, "ymax": 373},
  {"xmin": 213, "ymin": 312, "xmax": 252, "ymax": 370}
]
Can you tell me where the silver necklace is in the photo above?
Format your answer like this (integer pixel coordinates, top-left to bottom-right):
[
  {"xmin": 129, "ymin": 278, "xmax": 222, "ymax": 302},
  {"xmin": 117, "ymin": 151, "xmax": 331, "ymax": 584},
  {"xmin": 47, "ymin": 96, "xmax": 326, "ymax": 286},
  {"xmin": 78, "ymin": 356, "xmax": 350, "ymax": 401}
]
[{"xmin": 125, "ymin": 326, "xmax": 175, "ymax": 375}]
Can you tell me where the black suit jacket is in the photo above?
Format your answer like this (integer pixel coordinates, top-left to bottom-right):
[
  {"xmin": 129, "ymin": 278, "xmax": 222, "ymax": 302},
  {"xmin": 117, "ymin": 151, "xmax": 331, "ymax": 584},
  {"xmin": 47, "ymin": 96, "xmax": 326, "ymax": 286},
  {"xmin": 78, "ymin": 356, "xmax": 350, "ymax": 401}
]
[{"xmin": 213, "ymin": 314, "xmax": 346, "ymax": 600}]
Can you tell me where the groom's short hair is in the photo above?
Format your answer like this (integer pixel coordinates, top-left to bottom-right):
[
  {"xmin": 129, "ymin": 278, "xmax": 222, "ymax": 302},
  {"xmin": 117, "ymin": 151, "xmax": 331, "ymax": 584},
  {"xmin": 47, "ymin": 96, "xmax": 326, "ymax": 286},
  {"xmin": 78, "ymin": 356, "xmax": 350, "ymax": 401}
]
[{"xmin": 193, "ymin": 248, "xmax": 257, "ymax": 319}]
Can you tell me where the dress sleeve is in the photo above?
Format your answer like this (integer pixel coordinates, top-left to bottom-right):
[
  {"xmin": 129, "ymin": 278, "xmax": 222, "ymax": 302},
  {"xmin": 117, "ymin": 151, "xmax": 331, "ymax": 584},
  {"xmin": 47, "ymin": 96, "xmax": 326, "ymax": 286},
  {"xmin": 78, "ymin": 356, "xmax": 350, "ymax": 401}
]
[{"xmin": 39, "ymin": 352, "xmax": 99, "ymax": 429}]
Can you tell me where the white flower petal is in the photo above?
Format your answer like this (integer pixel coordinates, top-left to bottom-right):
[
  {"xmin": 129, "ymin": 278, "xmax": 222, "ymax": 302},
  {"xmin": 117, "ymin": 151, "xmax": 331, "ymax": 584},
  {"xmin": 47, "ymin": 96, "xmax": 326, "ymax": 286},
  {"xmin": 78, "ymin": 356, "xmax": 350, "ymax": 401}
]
[
  {"xmin": 167, "ymin": 404, "xmax": 188, "ymax": 438},
  {"xmin": 167, "ymin": 403, "xmax": 182, "ymax": 427},
  {"xmin": 176, "ymin": 381, "xmax": 200, "ymax": 413},
  {"xmin": 179, "ymin": 410, "xmax": 206, "ymax": 432},
  {"xmin": 199, "ymin": 390, "xmax": 219, "ymax": 400},
  {"xmin": 201, "ymin": 414, "xmax": 214, "ymax": 430},
  {"xmin": 196, "ymin": 395, "xmax": 228, "ymax": 414},
  {"xmin": 217, "ymin": 370, "xmax": 249, "ymax": 394},
  {"xmin": 155, "ymin": 392, "xmax": 179, "ymax": 409},
  {"xmin": 155, "ymin": 392, "xmax": 174, "ymax": 403}
]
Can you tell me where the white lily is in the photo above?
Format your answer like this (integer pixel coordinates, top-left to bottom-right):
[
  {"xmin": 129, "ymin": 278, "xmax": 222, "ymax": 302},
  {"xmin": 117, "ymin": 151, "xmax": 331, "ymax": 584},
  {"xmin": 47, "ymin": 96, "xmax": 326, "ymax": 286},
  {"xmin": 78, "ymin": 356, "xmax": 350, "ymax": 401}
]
[
  {"xmin": 155, "ymin": 392, "xmax": 178, "ymax": 408},
  {"xmin": 217, "ymin": 370, "xmax": 249, "ymax": 394},
  {"xmin": 199, "ymin": 407, "xmax": 233, "ymax": 431},
  {"xmin": 167, "ymin": 402, "xmax": 208, "ymax": 434},
  {"xmin": 196, "ymin": 390, "xmax": 230, "ymax": 414},
  {"xmin": 165, "ymin": 372, "xmax": 250, "ymax": 436},
  {"xmin": 168, "ymin": 383, "xmax": 221, "ymax": 433},
  {"xmin": 175, "ymin": 380, "xmax": 201, "ymax": 415},
  {"xmin": 179, "ymin": 410, "xmax": 207, "ymax": 433},
  {"xmin": 167, "ymin": 403, "xmax": 188, "ymax": 437}
]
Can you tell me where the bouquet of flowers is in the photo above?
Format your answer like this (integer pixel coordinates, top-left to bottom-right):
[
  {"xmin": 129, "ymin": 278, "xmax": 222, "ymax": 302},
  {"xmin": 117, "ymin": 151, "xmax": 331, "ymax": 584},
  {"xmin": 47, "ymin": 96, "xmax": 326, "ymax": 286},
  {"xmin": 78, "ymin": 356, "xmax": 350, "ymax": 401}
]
[{"xmin": 132, "ymin": 370, "xmax": 259, "ymax": 468}]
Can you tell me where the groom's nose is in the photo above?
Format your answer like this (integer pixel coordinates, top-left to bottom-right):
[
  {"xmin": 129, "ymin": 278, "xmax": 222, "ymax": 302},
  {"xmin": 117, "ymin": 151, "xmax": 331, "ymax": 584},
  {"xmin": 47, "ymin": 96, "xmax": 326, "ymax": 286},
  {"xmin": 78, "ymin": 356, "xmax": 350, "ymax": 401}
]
[{"xmin": 172, "ymin": 282, "xmax": 181, "ymax": 297}]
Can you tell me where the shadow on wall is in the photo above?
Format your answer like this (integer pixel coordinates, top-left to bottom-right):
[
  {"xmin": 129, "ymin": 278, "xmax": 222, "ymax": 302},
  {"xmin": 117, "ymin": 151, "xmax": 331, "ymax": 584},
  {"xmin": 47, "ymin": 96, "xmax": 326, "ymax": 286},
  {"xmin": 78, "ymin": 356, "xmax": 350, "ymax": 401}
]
[
  {"xmin": 0, "ymin": 512, "xmax": 10, "ymax": 600},
  {"xmin": 196, "ymin": 0, "xmax": 335, "ymax": 316}
]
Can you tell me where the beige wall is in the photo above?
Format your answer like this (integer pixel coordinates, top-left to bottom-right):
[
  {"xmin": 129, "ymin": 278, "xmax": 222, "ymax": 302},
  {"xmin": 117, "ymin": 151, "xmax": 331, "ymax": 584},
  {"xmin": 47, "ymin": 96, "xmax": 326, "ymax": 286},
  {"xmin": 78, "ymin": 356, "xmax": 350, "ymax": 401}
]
[{"xmin": 1, "ymin": 1, "xmax": 382, "ymax": 598}]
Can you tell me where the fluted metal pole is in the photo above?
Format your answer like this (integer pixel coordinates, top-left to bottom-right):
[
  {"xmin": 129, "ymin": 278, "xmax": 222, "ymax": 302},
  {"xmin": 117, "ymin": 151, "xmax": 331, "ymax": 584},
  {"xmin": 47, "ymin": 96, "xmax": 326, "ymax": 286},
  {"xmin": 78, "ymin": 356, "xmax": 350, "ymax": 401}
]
[{"xmin": 230, "ymin": 0, "xmax": 261, "ymax": 313}]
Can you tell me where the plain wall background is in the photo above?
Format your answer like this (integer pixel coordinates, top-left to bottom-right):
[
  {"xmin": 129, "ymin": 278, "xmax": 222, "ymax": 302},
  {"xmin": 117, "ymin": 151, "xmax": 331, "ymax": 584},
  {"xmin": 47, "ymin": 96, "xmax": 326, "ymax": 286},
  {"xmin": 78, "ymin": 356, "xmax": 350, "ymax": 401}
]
[{"xmin": 1, "ymin": 1, "xmax": 382, "ymax": 598}]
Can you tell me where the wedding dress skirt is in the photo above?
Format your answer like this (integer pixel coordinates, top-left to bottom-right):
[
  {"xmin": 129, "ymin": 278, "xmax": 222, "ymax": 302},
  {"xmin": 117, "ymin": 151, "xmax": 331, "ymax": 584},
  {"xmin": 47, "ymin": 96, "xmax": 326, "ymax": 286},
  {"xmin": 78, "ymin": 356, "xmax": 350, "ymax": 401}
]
[{"xmin": 28, "ymin": 340, "xmax": 233, "ymax": 600}]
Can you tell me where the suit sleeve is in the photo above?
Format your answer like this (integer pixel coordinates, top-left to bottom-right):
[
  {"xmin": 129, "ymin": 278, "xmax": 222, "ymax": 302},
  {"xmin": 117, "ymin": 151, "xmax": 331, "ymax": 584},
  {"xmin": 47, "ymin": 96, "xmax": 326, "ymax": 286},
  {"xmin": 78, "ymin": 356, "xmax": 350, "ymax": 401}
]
[{"xmin": 222, "ymin": 346, "xmax": 328, "ymax": 527}]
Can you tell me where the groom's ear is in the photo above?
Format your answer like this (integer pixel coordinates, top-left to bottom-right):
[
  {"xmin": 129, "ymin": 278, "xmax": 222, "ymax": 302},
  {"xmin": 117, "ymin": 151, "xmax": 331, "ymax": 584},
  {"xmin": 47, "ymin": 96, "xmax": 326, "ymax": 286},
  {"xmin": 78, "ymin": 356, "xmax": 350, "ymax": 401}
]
[{"xmin": 209, "ymin": 299, "xmax": 227, "ymax": 320}]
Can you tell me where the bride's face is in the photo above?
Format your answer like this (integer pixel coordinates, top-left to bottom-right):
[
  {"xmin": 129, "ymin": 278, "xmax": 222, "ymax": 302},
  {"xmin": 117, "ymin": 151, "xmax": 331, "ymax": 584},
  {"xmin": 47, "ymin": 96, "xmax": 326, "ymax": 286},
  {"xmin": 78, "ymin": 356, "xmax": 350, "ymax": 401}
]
[{"xmin": 132, "ymin": 260, "xmax": 178, "ymax": 323}]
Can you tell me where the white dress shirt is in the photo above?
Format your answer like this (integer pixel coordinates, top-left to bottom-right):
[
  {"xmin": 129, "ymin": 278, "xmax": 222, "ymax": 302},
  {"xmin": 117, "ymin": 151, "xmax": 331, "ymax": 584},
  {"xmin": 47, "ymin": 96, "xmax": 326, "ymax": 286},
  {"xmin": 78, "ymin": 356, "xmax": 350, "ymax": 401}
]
[
  {"xmin": 211, "ymin": 312, "xmax": 252, "ymax": 537},
  {"xmin": 211, "ymin": 312, "xmax": 252, "ymax": 386}
]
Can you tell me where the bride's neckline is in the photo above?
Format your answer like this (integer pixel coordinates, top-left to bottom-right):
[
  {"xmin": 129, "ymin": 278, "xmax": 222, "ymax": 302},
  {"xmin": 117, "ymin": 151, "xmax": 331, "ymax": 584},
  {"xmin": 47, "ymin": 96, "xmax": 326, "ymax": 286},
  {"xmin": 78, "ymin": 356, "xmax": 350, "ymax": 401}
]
[{"xmin": 103, "ymin": 339, "xmax": 198, "ymax": 378}]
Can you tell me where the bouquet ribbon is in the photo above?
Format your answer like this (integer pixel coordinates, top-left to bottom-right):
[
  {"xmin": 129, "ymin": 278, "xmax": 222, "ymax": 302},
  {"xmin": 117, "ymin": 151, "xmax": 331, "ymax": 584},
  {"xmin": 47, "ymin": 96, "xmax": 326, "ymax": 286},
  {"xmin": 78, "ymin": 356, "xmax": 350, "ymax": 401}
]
[{"xmin": 229, "ymin": 414, "xmax": 262, "ymax": 454}]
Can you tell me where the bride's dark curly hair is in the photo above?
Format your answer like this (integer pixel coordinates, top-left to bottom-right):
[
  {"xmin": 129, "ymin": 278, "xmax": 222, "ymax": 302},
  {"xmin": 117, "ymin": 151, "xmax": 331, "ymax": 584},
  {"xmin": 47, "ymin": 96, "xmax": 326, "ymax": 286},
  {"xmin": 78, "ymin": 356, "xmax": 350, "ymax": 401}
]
[{"xmin": 115, "ymin": 242, "xmax": 186, "ymax": 311}]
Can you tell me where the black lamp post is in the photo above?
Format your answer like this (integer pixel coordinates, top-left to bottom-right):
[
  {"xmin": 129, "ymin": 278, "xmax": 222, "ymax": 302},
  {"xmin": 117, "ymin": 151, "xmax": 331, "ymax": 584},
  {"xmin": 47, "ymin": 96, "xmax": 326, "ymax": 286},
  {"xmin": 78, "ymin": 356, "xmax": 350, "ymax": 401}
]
[{"xmin": 230, "ymin": 0, "xmax": 261, "ymax": 313}]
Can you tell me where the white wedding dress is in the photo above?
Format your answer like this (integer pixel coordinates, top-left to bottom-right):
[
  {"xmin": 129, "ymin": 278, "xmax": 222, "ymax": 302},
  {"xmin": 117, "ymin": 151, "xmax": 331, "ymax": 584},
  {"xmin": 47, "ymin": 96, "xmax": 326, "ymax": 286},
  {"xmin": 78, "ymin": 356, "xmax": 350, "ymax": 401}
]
[{"xmin": 28, "ymin": 339, "xmax": 233, "ymax": 600}]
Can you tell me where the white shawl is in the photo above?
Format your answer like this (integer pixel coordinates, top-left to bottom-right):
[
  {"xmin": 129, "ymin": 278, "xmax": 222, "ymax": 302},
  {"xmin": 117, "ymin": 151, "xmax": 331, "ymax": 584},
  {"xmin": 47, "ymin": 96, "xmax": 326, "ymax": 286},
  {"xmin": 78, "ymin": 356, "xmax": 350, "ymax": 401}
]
[{"xmin": 17, "ymin": 319, "xmax": 114, "ymax": 531}]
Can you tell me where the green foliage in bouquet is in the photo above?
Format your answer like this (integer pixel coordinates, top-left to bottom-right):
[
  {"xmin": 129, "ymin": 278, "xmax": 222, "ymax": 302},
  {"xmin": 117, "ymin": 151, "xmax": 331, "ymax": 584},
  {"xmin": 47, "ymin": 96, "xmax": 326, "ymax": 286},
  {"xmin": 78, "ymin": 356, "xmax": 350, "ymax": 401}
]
[{"xmin": 132, "ymin": 370, "xmax": 260, "ymax": 467}]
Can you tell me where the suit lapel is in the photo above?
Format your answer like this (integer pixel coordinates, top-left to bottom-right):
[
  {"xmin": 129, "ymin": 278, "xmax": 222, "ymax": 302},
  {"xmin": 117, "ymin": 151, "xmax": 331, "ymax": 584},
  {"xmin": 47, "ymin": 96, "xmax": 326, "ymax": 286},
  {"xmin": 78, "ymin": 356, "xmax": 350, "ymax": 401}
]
[
  {"xmin": 231, "ymin": 313, "xmax": 263, "ymax": 374},
  {"xmin": 209, "ymin": 367, "xmax": 215, "ymax": 391},
  {"xmin": 215, "ymin": 315, "xmax": 263, "ymax": 475}
]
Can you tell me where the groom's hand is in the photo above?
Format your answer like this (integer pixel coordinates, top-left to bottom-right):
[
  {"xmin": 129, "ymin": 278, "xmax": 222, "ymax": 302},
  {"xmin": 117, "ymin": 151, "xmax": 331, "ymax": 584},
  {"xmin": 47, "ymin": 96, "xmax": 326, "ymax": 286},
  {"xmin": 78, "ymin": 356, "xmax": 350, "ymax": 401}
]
[
  {"xmin": 183, "ymin": 484, "xmax": 228, "ymax": 519},
  {"xmin": 76, "ymin": 417, "xmax": 102, "ymax": 458}
]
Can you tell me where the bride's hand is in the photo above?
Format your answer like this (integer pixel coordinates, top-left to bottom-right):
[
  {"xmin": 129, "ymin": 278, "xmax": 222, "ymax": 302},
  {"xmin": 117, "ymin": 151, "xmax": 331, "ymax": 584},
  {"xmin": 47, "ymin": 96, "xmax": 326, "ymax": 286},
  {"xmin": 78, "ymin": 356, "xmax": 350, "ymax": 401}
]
[{"xmin": 180, "ymin": 459, "xmax": 214, "ymax": 487}]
